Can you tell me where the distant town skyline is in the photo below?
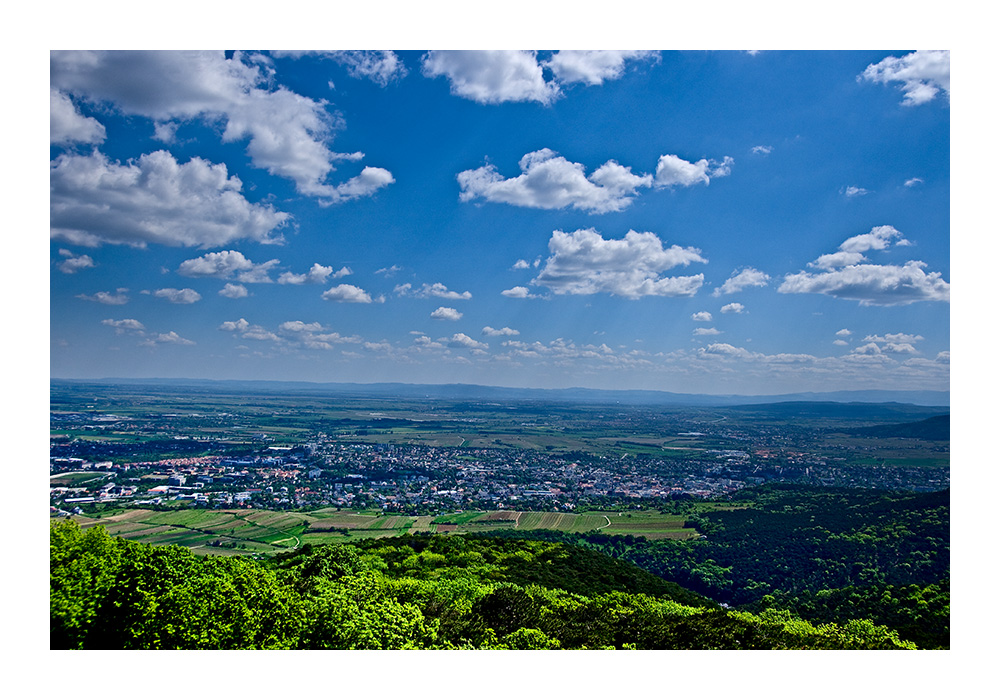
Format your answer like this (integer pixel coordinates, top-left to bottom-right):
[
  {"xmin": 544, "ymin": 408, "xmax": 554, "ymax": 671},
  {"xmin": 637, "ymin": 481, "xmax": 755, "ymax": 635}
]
[{"xmin": 50, "ymin": 49, "xmax": 950, "ymax": 395}]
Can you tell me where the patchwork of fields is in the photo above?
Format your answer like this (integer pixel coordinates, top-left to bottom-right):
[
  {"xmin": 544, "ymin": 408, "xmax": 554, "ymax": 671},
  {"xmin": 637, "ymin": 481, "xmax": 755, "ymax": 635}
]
[{"xmin": 68, "ymin": 507, "xmax": 699, "ymax": 554}]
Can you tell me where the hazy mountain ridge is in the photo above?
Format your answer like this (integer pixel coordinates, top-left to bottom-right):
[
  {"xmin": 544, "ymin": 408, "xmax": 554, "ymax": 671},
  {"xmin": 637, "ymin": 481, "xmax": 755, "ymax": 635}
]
[{"xmin": 51, "ymin": 377, "xmax": 950, "ymax": 408}]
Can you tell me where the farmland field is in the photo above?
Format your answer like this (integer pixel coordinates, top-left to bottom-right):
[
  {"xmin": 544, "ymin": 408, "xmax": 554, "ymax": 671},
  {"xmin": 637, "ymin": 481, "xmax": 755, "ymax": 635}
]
[{"xmin": 67, "ymin": 505, "xmax": 701, "ymax": 553}]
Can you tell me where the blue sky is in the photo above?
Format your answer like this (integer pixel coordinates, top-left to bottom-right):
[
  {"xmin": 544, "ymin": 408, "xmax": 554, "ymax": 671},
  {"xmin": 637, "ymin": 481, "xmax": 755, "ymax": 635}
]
[{"xmin": 49, "ymin": 49, "xmax": 950, "ymax": 394}]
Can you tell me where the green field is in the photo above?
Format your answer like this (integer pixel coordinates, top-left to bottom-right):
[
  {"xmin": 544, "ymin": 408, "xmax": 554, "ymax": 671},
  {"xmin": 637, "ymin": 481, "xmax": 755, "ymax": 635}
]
[{"xmin": 67, "ymin": 505, "xmax": 700, "ymax": 553}]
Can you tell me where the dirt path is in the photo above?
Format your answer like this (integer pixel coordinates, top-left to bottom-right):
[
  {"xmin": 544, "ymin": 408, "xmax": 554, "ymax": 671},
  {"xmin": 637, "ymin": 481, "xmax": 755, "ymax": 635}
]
[{"xmin": 596, "ymin": 515, "xmax": 612, "ymax": 530}]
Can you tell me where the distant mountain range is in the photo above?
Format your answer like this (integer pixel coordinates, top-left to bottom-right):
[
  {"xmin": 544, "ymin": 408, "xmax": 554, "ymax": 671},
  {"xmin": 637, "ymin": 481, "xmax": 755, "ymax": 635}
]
[{"xmin": 51, "ymin": 377, "xmax": 950, "ymax": 408}]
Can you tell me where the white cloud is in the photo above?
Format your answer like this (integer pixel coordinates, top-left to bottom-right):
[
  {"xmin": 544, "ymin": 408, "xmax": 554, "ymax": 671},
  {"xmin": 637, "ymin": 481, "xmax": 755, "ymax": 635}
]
[
  {"xmin": 102, "ymin": 318, "xmax": 145, "ymax": 333},
  {"xmin": 751, "ymin": 145, "xmax": 772, "ymax": 155},
  {"xmin": 833, "ymin": 339, "xmax": 849, "ymax": 346},
  {"xmin": 482, "ymin": 326, "xmax": 520, "ymax": 337},
  {"xmin": 51, "ymin": 151, "xmax": 290, "ymax": 248},
  {"xmin": 544, "ymin": 50, "xmax": 658, "ymax": 86},
  {"xmin": 458, "ymin": 149, "xmax": 652, "ymax": 214},
  {"xmin": 779, "ymin": 261, "xmax": 949, "ymax": 305},
  {"xmin": 153, "ymin": 288, "xmax": 201, "ymax": 304},
  {"xmin": 501, "ymin": 286, "xmax": 539, "ymax": 299},
  {"xmin": 57, "ymin": 251, "xmax": 95, "ymax": 274},
  {"xmin": 141, "ymin": 331, "xmax": 195, "ymax": 346},
  {"xmin": 782, "ymin": 227, "xmax": 947, "ymax": 305},
  {"xmin": 375, "ymin": 265, "xmax": 402, "ymax": 277},
  {"xmin": 430, "ymin": 306, "xmax": 463, "ymax": 321},
  {"xmin": 837, "ymin": 225, "xmax": 911, "ymax": 254},
  {"xmin": 713, "ymin": 268, "xmax": 770, "ymax": 296},
  {"xmin": 905, "ymin": 177, "xmax": 924, "ymax": 187},
  {"xmin": 936, "ymin": 351, "xmax": 950, "ymax": 363},
  {"xmin": 322, "ymin": 284, "xmax": 374, "ymax": 303},
  {"xmin": 274, "ymin": 320, "xmax": 362, "ymax": 349},
  {"xmin": 50, "ymin": 50, "xmax": 390, "ymax": 199},
  {"xmin": 219, "ymin": 283, "xmax": 248, "ymax": 298},
  {"xmin": 422, "ymin": 50, "xmax": 559, "ymax": 105},
  {"xmin": 691, "ymin": 311, "xmax": 713, "ymax": 322},
  {"xmin": 720, "ymin": 302, "xmax": 745, "ymax": 314},
  {"xmin": 219, "ymin": 318, "xmax": 250, "ymax": 332},
  {"xmin": 278, "ymin": 263, "xmax": 341, "ymax": 285},
  {"xmin": 178, "ymin": 250, "xmax": 279, "ymax": 282},
  {"xmin": 532, "ymin": 228, "xmax": 706, "ymax": 299},
  {"xmin": 512, "ymin": 259, "xmax": 531, "ymax": 270},
  {"xmin": 286, "ymin": 50, "xmax": 408, "ymax": 87},
  {"xmin": 153, "ymin": 121, "xmax": 179, "ymax": 143},
  {"xmin": 859, "ymin": 50, "xmax": 950, "ymax": 106},
  {"xmin": 50, "ymin": 89, "xmax": 105, "ymax": 145},
  {"xmin": 324, "ymin": 167, "xmax": 395, "ymax": 205},
  {"xmin": 809, "ymin": 251, "xmax": 868, "ymax": 270},
  {"xmin": 396, "ymin": 282, "xmax": 471, "ymax": 300},
  {"xmin": 836, "ymin": 328, "xmax": 852, "ymax": 336},
  {"xmin": 693, "ymin": 327, "xmax": 722, "ymax": 336},
  {"xmin": 654, "ymin": 154, "xmax": 733, "ymax": 187},
  {"xmin": 447, "ymin": 333, "xmax": 488, "ymax": 350},
  {"xmin": 842, "ymin": 186, "xmax": 869, "ymax": 197},
  {"xmin": 77, "ymin": 289, "xmax": 128, "ymax": 305}
]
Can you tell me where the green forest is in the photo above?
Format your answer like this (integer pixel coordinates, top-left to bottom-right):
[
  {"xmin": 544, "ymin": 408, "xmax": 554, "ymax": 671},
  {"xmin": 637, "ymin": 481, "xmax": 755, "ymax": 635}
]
[{"xmin": 51, "ymin": 485, "xmax": 947, "ymax": 650}]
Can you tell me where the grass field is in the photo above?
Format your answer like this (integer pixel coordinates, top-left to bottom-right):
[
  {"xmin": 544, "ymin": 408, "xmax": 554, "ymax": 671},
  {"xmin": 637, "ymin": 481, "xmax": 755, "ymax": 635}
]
[{"xmin": 67, "ymin": 505, "xmax": 700, "ymax": 554}]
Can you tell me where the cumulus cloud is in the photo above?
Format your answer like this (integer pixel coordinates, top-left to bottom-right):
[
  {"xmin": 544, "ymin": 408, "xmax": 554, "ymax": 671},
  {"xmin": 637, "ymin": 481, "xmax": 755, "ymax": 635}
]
[
  {"xmin": 178, "ymin": 250, "xmax": 279, "ymax": 282},
  {"xmin": 141, "ymin": 331, "xmax": 195, "ymax": 346},
  {"xmin": 219, "ymin": 318, "xmax": 250, "ymax": 332},
  {"xmin": 693, "ymin": 327, "xmax": 722, "ymax": 336},
  {"xmin": 50, "ymin": 50, "xmax": 393, "ymax": 199},
  {"xmin": 691, "ymin": 311, "xmax": 713, "ymax": 322},
  {"xmin": 278, "ymin": 263, "xmax": 344, "ymax": 285},
  {"xmin": 838, "ymin": 225, "xmax": 911, "ymax": 253},
  {"xmin": 720, "ymin": 302, "xmax": 745, "ymax": 314},
  {"xmin": 77, "ymin": 289, "xmax": 128, "ymax": 305},
  {"xmin": 50, "ymin": 88, "xmax": 105, "ymax": 145},
  {"xmin": 51, "ymin": 151, "xmax": 290, "ymax": 248},
  {"xmin": 324, "ymin": 166, "xmax": 395, "ymax": 205},
  {"xmin": 395, "ymin": 282, "xmax": 472, "ymax": 300},
  {"xmin": 781, "ymin": 226, "xmax": 947, "ymax": 305},
  {"xmin": 322, "ymin": 284, "xmax": 375, "ymax": 303},
  {"xmin": 859, "ymin": 50, "xmax": 950, "ymax": 106},
  {"xmin": 905, "ymin": 177, "xmax": 924, "ymax": 187},
  {"xmin": 57, "ymin": 250, "xmax": 95, "ymax": 274},
  {"xmin": 780, "ymin": 261, "xmax": 949, "ymax": 306},
  {"xmin": 447, "ymin": 333, "xmax": 489, "ymax": 350},
  {"xmin": 375, "ymin": 265, "xmax": 402, "ymax": 277},
  {"xmin": 836, "ymin": 328, "xmax": 852, "ymax": 336},
  {"xmin": 422, "ymin": 50, "xmax": 559, "ymax": 105},
  {"xmin": 458, "ymin": 149, "xmax": 652, "ymax": 214},
  {"xmin": 219, "ymin": 283, "xmax": 248, "ymax": 298},
  {"xmin": 532, "ymin": 228, "xmax": 706, "ymax": 299},
  {"xmin": 842, "ymin": 186, "xmax": 869, "ymax": 197},
  {"xmin": 430, "ymin": 306, "xmax": 463, "ymax": 321},
  {"xmin": 544, "ymin": 50, "xmax": 658, "ymax": 86},
  {"xmin": 751, "ymin": 145, "xmax": 772, "ymax": 155},
  {"xmin": 714, "ymin": 268, "xmax": 770, "ymax": 296},
  {"xmin": 501, "ymin": 286, "xmax": 540, "ymax": 299},
  {"xmin": 276, "ymin": 320, "xmax": 362, "ymax": 349},
  {"xmin": 809, "ymin": 252, "xmax": 868, "ymax": 270},
  {"xmin": 482, "ymin": 326, "xmax": 520, "ymax": 337},
  {"xmin": 102, "ymin": 318, "xmax": 145, "ymax": 333},
  {"xmin": 654, "ymin": 154, "xmax": 733, "ymax": 187},
  {"xmin": 153, "ymin": 288, "xmax": 201, "ymax": 304}
]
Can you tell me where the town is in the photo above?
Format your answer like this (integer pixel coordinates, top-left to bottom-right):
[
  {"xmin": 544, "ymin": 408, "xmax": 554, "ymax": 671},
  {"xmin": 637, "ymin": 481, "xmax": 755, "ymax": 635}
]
[{"xmin": 49, "ymin": 384, "xmax": 950, "ymax": 517}]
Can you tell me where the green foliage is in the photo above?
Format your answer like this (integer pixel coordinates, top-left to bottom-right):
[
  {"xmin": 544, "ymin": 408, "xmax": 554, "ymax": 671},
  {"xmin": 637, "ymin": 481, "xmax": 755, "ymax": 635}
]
[{"xmin": 52, "ymin": 521, "xmax": 925, "ymax": 650}]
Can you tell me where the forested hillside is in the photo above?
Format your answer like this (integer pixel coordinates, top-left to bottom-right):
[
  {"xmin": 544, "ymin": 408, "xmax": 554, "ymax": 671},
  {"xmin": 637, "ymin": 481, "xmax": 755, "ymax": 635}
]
[
  {"xmin": 491, "ymin": 485, "xmax": 949, "ymax": 648},
  {"xmin": 51, "ymin": 520, "xmax": 920, "ymax": 650}
]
